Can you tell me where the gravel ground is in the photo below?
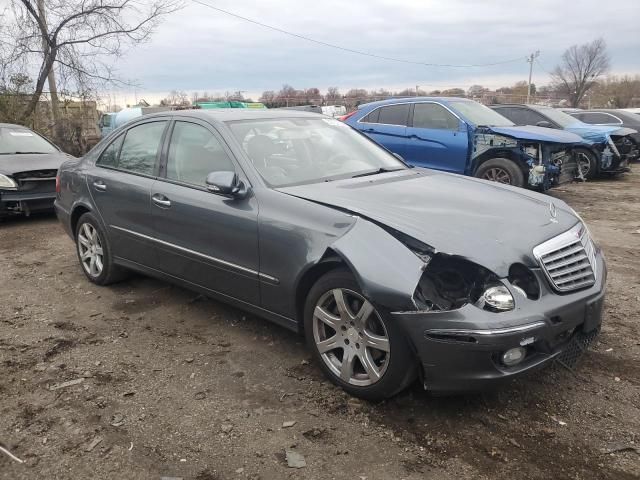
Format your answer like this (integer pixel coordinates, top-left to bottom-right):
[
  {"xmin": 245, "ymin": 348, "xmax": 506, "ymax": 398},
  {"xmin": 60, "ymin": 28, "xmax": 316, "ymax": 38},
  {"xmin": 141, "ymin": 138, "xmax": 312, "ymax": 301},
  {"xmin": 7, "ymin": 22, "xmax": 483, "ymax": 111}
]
[{"xmin": 1, "ymin": 174, "xmax": 639, "ymax": 480}]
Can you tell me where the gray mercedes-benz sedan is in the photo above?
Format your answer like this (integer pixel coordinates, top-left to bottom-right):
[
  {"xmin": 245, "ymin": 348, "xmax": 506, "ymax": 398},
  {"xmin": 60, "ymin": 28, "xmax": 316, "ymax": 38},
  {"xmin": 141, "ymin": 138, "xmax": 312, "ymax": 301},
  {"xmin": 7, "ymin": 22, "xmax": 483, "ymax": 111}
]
[{"xmin": 55, "ymin": 110, "xmax": 606, "ymax": 400}]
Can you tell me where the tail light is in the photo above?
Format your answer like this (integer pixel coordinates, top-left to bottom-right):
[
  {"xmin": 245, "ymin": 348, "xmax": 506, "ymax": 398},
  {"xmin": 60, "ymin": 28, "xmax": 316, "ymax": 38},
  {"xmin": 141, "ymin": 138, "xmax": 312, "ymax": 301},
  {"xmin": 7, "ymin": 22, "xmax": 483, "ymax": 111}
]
[
  {"xmin": 338, "ymin": 111, "xmax": 357, "ymax": 122},
  {"xmin": 55, "ymin": 175, "xmax": 60, "ymax": 193}
]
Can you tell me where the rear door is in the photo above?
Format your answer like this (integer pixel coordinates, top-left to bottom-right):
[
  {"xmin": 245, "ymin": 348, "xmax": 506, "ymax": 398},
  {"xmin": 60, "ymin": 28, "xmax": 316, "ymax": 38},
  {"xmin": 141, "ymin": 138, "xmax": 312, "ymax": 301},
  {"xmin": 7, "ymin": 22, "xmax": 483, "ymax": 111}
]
[
  {"xmin": 151, "ymin": 119, "xmax": 260, "ymax": 304},
  {"xmin": 357, "ymin": 104, "xmax": 410, "ymax": 157},
  {"xmin": 403, "ymin": 102, "xmax": 468, "ymax": 173},
  {"xmin": 87, "ymin": 119, "xmax": 169, "ymax": 267}
]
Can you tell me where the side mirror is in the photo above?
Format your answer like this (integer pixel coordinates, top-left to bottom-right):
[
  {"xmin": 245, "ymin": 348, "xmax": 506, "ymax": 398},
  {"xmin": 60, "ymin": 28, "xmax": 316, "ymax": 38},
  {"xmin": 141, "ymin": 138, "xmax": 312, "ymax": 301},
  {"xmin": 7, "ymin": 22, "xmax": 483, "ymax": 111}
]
[
  {"xmin": 205, "ymin": 171, "xmax": 247, "ymax": 198},
  {"xmin": 536, "ymin": 120, "xmax": 553, "ymax": 128}
]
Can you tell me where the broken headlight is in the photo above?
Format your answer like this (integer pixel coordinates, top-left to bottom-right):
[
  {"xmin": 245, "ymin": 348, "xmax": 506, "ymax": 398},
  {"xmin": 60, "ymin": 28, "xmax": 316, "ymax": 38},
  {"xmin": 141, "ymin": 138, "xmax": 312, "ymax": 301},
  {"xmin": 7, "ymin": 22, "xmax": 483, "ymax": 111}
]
[
  {"xmin": 413, "ymin": 254, "xmax": 511, "ymax": 312},
  {"xmin": 475, "ymin": 285, "xmax": 514, "ymax": 312},
  {"xmin": 0, "ymin": 174, "xmax": 17, "ymax": 190}
]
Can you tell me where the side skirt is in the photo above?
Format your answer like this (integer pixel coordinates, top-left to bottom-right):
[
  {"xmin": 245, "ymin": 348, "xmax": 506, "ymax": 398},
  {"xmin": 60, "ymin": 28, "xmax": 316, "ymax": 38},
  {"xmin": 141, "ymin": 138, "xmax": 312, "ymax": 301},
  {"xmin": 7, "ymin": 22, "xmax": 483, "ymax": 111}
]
[{"xmin": 114, "ymin": 256, "xmax": 299, "ymax": 333}]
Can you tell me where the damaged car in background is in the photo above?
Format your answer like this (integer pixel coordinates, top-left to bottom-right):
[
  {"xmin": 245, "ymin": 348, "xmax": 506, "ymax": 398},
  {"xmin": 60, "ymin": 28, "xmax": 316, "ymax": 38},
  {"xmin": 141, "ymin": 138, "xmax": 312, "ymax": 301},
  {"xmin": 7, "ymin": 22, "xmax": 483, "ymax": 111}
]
[
  {"xmin": 491, "ymin": 104, "xmax": 637, "ymax": 179},
  {"xmin": 1, "ymin": 123, "xmax": 71, "ymax": 218},
  {"xmin": 55, "ymin": 110, "xmax": 606, "ymax": 400},
  {"xmin": 341, "ymin": 97, "xmax": 584, "ymax": 190}
]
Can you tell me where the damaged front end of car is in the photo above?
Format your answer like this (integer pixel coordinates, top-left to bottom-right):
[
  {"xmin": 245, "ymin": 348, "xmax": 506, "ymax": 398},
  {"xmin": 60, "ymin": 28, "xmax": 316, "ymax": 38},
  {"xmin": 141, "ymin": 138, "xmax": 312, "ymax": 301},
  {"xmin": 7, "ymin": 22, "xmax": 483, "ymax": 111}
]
[
  {"xmin": 366, "ymin": 224, "xmax": 605, "ymax": 394},
  {"xmin": 472, "ymin": 128, "xmax": 580, "ymax": 190}
]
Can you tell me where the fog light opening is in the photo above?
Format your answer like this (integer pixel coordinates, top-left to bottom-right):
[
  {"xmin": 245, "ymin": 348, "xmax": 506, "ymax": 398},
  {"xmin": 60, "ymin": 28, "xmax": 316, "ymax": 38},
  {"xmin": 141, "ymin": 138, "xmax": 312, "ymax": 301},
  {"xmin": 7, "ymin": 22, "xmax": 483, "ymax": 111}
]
[{"xmin": 501, "ymin": 347, "xmax": 527, "ymax": 367}]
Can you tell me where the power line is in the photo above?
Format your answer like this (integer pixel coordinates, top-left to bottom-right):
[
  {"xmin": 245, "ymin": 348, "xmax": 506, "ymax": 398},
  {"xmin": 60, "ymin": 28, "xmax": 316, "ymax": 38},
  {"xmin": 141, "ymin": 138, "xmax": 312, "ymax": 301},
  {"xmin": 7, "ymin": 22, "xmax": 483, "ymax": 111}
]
[{"xmin": 190, "ymin": 0, "xmax": 526, "ymax": 69}]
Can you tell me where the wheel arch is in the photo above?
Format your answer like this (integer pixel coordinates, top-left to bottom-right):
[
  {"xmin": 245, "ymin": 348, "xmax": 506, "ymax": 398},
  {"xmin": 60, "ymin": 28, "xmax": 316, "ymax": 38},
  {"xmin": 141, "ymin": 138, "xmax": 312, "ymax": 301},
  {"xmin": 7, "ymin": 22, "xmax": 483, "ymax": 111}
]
[
  {"xmin": 471, "ymin": 149, "xmax": 528, "ymax": 176},
  {"xmin": 294, "ymin": 249, "xmax": 347, "ymax": 333},
  {"xmin": 70, "ymin": 203, "xmax": 93, "ymax": 236}
]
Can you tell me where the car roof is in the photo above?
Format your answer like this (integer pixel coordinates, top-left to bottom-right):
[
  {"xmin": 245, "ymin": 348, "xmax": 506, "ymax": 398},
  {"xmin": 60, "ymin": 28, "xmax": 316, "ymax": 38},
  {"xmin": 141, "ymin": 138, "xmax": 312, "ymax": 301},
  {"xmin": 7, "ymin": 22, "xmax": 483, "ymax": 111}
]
[
  {"xmin": 357, "ymin": 96, "xmax": 470, "ymax": 109},
  {"xmin": 142, "ymin": 109, "xmax": 327, "ymax": 122}
]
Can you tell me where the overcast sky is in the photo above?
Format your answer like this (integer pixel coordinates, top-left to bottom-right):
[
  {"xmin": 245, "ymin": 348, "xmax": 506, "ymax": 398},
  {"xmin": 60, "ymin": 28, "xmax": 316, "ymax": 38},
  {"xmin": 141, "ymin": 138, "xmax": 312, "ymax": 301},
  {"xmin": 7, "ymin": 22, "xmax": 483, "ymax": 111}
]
[{"xmin": 111, "ymin": 0, "xmax": 640, "ymax": 104}]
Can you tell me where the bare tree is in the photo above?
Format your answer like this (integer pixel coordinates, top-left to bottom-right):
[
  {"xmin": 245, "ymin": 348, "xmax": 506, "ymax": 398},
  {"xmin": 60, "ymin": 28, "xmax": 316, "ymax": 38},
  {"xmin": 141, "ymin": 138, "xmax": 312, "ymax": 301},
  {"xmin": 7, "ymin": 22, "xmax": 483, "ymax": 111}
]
[
  {"xmin": 551, "ymin": 38, "xmax": 610, "ymax": 107},
  {"xmin": 160, "ymin": 89, "xmax": 189, "ymax": 106},
  {"xmin": 1, "ymin": 0, "xmax": 180, "ymax": 128}
]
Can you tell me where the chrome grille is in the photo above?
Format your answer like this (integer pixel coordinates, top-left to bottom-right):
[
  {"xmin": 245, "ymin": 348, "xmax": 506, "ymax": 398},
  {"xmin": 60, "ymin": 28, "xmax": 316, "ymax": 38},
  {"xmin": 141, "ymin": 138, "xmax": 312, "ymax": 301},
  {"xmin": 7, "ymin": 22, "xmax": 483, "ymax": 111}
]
[{"xmin": 533, "ymin": 223, "xmax": 596, "ymax": 292}]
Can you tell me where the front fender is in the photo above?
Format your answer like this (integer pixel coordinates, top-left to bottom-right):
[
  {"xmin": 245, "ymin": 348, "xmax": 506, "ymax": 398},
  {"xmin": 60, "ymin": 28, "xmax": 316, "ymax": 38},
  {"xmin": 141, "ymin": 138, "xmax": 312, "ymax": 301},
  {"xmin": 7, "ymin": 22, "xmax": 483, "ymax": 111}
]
[{"xmin": 331, "ymin": 218, "xmax": 425, "ymax": 311}]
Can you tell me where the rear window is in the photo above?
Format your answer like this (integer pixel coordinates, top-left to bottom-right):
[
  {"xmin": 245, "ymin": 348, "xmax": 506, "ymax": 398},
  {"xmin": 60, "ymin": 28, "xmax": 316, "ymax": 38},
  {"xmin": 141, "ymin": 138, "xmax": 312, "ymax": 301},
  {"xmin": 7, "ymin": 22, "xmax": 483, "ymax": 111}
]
[{"xmin": 0, "ymin": 127, "xmax": 57, "ymax": 154}]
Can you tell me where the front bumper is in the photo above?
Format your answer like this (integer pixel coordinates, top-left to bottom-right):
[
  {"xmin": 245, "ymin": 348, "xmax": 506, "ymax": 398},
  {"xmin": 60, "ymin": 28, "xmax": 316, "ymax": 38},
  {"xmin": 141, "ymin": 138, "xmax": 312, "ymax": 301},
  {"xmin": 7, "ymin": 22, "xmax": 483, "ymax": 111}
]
[
  {"xmin": 392, "ymin": 253, "xmax": 607, "ymax": 393},
  {"xmin": 0, "ymin": 190, "xmax": 56, "ymax": 217}
]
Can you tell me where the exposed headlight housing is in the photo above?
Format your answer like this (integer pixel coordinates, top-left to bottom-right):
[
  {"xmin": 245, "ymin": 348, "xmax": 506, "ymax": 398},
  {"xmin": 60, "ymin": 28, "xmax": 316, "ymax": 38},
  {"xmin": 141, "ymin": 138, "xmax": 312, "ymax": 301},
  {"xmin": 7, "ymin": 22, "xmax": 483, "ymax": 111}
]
[
  {"xmin": 0, "ymin": 173, "xmax": 17, "ymax": 190},
  {"xmin": 475, "ymin": 285, "xmax": 515, "ymax": 312},
  {"xmin": 413, "ymin": 253, "xmax": 506, "ymax": 312}
]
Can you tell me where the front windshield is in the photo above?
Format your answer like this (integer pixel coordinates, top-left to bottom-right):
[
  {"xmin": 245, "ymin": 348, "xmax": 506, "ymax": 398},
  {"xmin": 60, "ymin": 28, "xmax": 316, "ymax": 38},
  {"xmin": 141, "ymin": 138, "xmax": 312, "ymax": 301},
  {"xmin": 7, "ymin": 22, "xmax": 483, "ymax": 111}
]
[
  {"xmin": 448, "ymin": 100, "xmax": 514, "ymax": 127},
  {"xmin": 533, "ymin": 106, "xmax": 578, "ymax": 128},
  {"xmin": 0, "ymin": 126, "xmax": 57, "ymax": 154},
  {"xmin": 227, "ymin": 117, "xmax": 406, "ymax": 187}
]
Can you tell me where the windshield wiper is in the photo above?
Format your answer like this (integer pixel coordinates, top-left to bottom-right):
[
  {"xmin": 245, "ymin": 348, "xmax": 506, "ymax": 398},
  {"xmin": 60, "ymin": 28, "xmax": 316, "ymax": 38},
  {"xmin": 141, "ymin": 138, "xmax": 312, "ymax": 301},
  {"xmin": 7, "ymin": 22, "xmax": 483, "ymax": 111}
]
[{"xmin": 351, "ymin": 167, "xmax": 402, "ymax": 178}]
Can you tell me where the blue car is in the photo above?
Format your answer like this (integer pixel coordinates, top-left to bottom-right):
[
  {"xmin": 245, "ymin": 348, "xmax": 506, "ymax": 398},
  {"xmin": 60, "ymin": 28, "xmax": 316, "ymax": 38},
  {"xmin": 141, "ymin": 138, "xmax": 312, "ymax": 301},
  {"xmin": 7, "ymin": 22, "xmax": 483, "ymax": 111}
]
[
  {"xmin": 343, "ymin": 97, "xmax": 585, "ymax": 190},
  {"xmin": 491, "ymin": 104, "xmax": 637, "ymax": 179}
]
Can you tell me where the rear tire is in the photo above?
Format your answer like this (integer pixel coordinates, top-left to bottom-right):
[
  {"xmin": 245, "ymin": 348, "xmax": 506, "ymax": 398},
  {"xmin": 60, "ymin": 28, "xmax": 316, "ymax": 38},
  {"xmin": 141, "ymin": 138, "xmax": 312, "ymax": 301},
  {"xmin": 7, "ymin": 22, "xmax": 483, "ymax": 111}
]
[
  {"xmin": 304, "ymin": 268, "xmax": 416, "ymax": 401},
  {"xmin": 475, "ymin": 158, "xmax": 525, "ymax": 187},
  {"xmin": 575, "ymin": 148, "xmax": 598, "ymax": 179},
  {"xmin": 75, "ymin": 212, "xmax": 128, "ymax": 285}
]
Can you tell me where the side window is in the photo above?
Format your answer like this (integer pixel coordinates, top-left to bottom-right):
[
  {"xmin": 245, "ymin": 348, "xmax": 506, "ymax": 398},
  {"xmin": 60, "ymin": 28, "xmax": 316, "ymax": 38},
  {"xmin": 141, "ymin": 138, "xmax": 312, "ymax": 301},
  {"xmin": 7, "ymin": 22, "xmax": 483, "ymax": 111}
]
[
  {"xmin": 583, "ymin": 112, "xmax": 621, "ymax": 124},
  {"xmin": 412, "ymin": 103, "xmax": 459, "ymax": 130},
  {"xmin": 118, "ymin": 121, "xmax": 167, "ymax": 175},
  {"xmin": 166, "ymin": 121, "xmax": 235, "ymax": 186},
  {"xmin": 377, "ymin": 104, "xmax": 410, "ymax": 126},
  {"xmin": 361, "ymin": 108, "xmax": 380, "ymax": 123},
  {"xmin": 96, "ymin": 135, "xmax": 123, "ymax": 167},
  {"xmin": 520, "ymin": 109, "xmax": 549, "ymax": 126}
]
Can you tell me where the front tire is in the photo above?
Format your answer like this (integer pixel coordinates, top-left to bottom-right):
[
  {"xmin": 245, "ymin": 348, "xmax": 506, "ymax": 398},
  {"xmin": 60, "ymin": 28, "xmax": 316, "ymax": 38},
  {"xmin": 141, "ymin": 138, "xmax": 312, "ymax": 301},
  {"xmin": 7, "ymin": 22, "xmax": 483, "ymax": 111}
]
[
  {"xmin": 475, "ymin": 158, "xmax": 525, "ymax": 187},
  {"xmin": 304, "ymin": 269, "xmax": 416, "ymax": 401},
  {"xmin": 75, "ymin": 212, "xmax": 127, "ymax": 285}
]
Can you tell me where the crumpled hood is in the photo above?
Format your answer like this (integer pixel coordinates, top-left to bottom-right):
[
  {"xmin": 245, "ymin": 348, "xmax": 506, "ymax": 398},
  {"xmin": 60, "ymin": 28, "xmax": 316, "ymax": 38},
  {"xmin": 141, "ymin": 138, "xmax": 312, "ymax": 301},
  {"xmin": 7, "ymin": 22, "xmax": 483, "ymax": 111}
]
[
  {"xmin": 563, "ymin": 123, "xmax": 637, "ymax": 144},
  {"xmin": 0, "ymin": 152, "xmax": 70, "ymax": 175},
  {"xmin": 279, "ymin": 169, "xmax": 578, "ymax": 277},
  {"xmin": 487, "ymin": 125, "xmax": 584, "ymax": 144}
]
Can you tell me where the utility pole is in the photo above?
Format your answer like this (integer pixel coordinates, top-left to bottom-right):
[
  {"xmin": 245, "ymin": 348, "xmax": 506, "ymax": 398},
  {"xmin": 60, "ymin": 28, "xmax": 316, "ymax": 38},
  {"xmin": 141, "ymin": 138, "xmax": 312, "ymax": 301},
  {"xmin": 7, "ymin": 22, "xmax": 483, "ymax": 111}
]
[
  {"xmin": 36, "ymin": 0, "xmax": 63, "ymax": 142},
  {"xmin": 415, "ymin": 85, "xmax": 420, "ymax": 97},
  {"xmin": 526, "ymin": 51, "xmax": 540, "ymax": 104}
]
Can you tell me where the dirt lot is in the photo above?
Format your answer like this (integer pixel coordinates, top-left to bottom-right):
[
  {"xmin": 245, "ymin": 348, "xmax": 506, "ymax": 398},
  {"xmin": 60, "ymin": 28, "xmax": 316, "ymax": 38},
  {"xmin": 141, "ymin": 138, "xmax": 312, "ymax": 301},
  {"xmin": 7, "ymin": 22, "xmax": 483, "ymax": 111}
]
[{"xmin": 1, "ymin": 174, "xmax": 639, "ymax": 480}]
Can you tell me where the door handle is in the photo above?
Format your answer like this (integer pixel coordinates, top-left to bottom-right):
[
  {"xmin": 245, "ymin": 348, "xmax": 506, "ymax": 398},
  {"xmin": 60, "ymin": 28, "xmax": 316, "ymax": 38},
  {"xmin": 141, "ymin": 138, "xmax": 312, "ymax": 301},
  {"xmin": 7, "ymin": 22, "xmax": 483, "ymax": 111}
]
[
  {"xmin": 152, "ymin": 194, "xmax": 171, "ymax": 208},
  {"xmin": 92, "ymin": 180, "xmax": 107, "ymax": 192},
  {"xmin": 364, "ymin": 128, "xmax": 375, "ymax": 132}
]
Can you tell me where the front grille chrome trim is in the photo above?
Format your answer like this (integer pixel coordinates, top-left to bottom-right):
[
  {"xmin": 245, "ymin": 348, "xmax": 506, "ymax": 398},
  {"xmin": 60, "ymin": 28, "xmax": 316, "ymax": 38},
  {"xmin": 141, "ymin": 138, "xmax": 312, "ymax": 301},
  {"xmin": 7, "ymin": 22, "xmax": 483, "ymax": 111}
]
[{"xmin": 533, "ymin": 223, "xmax": 597, "ymax": 293}]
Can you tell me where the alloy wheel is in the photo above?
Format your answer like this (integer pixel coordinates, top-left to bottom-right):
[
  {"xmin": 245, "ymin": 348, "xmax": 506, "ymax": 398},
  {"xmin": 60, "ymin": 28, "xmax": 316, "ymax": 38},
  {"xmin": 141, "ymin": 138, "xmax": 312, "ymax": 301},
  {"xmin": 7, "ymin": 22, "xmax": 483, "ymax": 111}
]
[
  {"xmin": 77, "ymin": 223, "xmax": 104, "ymax": 278},
  {"xmin": 312, "ymin": 288, "xmax": 390, "ymax": 386},
  {"xmin": 483, "ymin": 167, "xmax": 512, "ymax": 184}
]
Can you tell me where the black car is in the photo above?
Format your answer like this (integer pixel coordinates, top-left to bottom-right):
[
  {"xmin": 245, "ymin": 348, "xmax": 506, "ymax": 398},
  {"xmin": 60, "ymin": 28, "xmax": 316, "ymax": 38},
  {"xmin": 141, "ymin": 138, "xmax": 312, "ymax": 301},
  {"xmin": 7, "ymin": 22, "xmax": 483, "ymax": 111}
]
[
  {"xmin": 491, "ymin": 104, "xmax": 637, "ymax": 178},
  {"xmin": 0, "ymin": 123, "xmax": 70, "ymax": 218},
  {"xmin": 55, "ymin": 110, "xmax": 606, "ymax": 399},
  {"xmin": 565, "ymin": 109, "xmax": 640, "ymax": 159}
]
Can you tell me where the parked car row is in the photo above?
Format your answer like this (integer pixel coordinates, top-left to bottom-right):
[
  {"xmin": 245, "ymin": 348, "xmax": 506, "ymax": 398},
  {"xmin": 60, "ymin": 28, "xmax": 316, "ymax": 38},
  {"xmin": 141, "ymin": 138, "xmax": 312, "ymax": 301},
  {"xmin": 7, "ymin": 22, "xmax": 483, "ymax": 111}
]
[
  {"xmin": 341, "ymin": 98, "xmax": 584, "ymax": 190},
  {"xmin": 491, "ymin": 104, "xmax": 639, "ymax": 178},
  {"xmin": 339, "ymin": 98, "xmax": 637, "ymax": 189}
]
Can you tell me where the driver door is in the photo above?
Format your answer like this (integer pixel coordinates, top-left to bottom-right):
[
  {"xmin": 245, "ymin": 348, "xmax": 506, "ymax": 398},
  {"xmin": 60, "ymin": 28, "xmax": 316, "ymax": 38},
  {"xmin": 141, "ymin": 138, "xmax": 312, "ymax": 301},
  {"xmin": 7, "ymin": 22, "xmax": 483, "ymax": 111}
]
[{"xmin": 151, "ymin": 118, "xmax": 260, "ymax": 304}]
